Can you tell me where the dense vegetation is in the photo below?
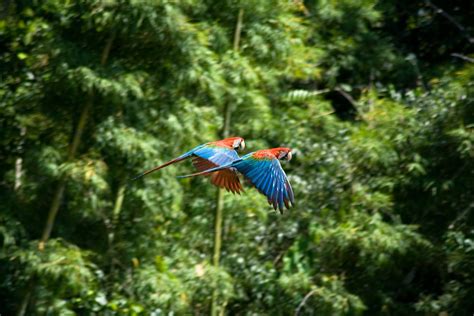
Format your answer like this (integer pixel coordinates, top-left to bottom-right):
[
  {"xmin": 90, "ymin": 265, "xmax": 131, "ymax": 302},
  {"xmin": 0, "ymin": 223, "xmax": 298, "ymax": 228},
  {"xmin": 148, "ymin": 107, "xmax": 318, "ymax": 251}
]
[{"xmin": 1, "ymin": 0, "xmax": 473, "ymax": 315}]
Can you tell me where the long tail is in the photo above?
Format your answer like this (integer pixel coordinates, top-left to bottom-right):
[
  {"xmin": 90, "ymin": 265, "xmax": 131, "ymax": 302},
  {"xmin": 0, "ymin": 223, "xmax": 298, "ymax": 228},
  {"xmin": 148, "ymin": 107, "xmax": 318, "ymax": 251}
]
[
  {"xmin": 177, "ymin": 161, "xmax": 238, "ymax": 179},
  {"xmin": 132, "ymin": 156, "xmax": 188, "ymax": 180}
]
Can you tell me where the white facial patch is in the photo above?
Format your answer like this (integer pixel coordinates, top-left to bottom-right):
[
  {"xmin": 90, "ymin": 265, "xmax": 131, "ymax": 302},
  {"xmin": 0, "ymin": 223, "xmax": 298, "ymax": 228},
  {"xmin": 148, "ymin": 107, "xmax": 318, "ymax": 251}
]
[{"xmin": 233, "ymin": 139, "xmax": 241, "ymax": 149}]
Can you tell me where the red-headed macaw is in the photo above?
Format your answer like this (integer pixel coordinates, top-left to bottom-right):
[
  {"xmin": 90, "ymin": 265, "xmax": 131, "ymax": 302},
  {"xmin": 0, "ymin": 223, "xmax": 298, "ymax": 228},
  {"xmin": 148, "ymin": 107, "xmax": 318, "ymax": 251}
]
[
  {"xmin": 133, "ymin": 137, "xmax": 246, "ymax": 193},
  {"xmin": 179, "ymin": 147, "xmax": 294, "ymax": 212}
]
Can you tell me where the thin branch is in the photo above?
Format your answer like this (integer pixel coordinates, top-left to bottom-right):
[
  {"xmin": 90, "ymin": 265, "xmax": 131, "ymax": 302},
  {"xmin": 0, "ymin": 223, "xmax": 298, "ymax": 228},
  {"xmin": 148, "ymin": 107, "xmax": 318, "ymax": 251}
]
[
  {"xmin": 451, "ymin": 53, "xmax": 474, "ymax": 63},
  {"xmin": 449, "ymin": 202, "xmax": 474, "ymax": 229},
  {"xmin": 425, "ymin": 0, "xmax": 474, "ymax": 44},
  {"xmin": 334, "ymin": 87, "xmax": 357, "ymax": 108},
  {"xmin": 334, "ymin": 87, "xmax": 367, "ymax": 118},
  {"xmin": 294, "ymin": 289, "xmax": 317, "ymax": 316}
]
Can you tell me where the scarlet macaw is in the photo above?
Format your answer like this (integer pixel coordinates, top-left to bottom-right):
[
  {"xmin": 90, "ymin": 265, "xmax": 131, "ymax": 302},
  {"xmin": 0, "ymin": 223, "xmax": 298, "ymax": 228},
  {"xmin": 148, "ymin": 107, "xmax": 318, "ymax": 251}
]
[
  {"xmin": 133, "ymin": 137, "xmax": 246, "ymax": 193},
  {"xmin": 179, "ymin": 147, "xmax": 294, "ymax": 212}
]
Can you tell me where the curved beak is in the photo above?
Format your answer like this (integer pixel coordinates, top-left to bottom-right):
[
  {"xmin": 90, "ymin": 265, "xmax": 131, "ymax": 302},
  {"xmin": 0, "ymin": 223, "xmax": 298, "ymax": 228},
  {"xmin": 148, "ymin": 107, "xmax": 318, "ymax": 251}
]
[{"xmin": 287, "ymin": 151, "xmax": 292, "ymax": 161}]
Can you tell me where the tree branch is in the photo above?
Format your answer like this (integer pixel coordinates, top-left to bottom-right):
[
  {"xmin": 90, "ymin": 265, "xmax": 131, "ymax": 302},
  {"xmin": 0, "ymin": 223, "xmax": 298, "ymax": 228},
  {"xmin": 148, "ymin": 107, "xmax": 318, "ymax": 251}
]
[
  {"xmin": 451, "ymin": 53, "xmax": 474, "ymax": 63},
  {"xmin": 425, "ymin": 0, "xmax": 474, "ymax": 44},
  {"xmin": 294, "ymin": 289, "xmax": 317, "ymax": 316}
]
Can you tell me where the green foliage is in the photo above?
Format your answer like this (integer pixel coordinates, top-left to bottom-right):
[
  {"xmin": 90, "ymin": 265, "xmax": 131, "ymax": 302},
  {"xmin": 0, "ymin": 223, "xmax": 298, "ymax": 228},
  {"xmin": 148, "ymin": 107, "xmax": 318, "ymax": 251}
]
[
  {"xmin": 15, "ymin": 239, "xmax": 97, "ymax": 294},
  {"xmin": 1, "ymin": 0, "xmax": 473, "ymax": 315}
]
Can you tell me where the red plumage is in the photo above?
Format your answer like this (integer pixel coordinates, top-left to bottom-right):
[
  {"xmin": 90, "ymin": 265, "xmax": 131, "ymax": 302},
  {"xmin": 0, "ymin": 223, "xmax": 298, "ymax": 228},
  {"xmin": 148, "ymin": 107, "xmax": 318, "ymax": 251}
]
[
  {"xmin": 209, "ymin": 137, "xmax": 244, "ymax": 149},
  {"xmin": 252, "ymin": 147, "xmax": 292, "ymax": 160}
]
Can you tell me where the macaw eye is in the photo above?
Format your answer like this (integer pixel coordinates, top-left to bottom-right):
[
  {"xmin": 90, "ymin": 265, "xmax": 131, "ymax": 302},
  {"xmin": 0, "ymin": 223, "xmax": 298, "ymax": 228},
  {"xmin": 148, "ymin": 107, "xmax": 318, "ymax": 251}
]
[{"xmin": 279, "ymin": 151, "xmax": 292, "ymax": 161}]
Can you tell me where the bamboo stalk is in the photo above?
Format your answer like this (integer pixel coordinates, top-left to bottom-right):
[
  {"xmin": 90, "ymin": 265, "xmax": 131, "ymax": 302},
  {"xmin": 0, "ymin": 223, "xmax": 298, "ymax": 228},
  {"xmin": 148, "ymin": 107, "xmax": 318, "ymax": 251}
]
[
  {"xmin": 17, "ymin": 33, "xmax": 116, "ymax": 316},
  {"xmin": 108, "ymin": 178, "xmax": 127, "ymax": 276},
  {"xmin": 112, "ymin": 181, "xmax": 126, "ymax": 220},
  {"xmin": 233, "ymin": 8, "xmax": 244, "ymax": 52},
  {"xmin": 38, "ymin": 94, "xmax": 92, "ymax": 250},
  {"xmin": 14, "ymin": 127, "xmax": 26, "ymax": 191},
  {"xmin": 38, "ymin": 32, "xmax": 115, "ymax": 250},
  {"xmin": 210, "ymin": 8, "xmax": 244, "ymax": 316},
  {"xmin": 212, "ymin": 188, "xmax": 225, "ymax": 268},
  {"xmin": 15, "ymin": 278, "xmax": 35, "ymax": 316}
]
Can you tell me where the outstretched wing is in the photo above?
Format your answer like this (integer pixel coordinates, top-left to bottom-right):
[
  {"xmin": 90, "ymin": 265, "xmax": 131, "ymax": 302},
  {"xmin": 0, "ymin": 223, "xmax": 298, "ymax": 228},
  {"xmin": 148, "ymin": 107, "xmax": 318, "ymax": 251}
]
[
  {"xmin": 193, "ymin": 145, "xmax": 240, "ymax": 166},
  {"xmin": 211, "ymin": 169, "xmax": 243, "ymax": 194},
  {"xmin": 193, "ymin": 145, "xmax": 242, "ymax": 193},
  {"xmin": 179, "ymin": 154, "xmax": 294, "ymax": 212},
  {"xmin": 236, "ymin": 156, "xmax": 294, "ymax": 212},
  {"xmin": 192, "ymin": 156, "xmax": 243, "ymax": 194}
]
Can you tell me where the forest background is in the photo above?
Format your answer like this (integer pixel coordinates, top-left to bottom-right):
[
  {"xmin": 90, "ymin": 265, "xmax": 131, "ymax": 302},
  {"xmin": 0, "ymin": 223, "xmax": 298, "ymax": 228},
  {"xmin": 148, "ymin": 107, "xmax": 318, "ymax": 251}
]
[{"xmin": 1, "ymin": 0, "xmax": 473, "ymax": 315}]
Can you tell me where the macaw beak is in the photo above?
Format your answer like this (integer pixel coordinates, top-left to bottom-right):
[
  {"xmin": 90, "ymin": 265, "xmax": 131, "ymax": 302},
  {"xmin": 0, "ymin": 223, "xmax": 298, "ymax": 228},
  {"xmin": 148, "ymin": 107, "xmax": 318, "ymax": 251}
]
[
  {"xmin": 240, "ymin": 140, "xmax": 245, "ymax": 150},
  {"xmin": 287, "ymin": 151, "xmax": 292, "ymax": 161}
]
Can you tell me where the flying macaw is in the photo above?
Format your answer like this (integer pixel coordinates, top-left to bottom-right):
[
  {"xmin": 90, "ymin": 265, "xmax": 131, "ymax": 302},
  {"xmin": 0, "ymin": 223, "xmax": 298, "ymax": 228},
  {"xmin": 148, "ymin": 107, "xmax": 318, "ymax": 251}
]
[
  {"xmin": 178, "ymin": 147, "xmax": 294, "ymax": 212},
  {"xmin": 133, "ymin": 137, "xmax": 246, "ymax": 193}
]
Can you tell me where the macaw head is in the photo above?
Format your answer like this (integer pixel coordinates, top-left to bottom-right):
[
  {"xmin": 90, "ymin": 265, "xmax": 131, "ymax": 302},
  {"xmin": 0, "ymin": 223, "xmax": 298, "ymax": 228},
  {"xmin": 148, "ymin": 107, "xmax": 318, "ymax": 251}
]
[
  {"xmin": 221, "ymin": 137, "xmax": 245, "ymax": 151},
  {"xmin": 271, "ymin": 147, "xmax": 292, "ymax": 161}
]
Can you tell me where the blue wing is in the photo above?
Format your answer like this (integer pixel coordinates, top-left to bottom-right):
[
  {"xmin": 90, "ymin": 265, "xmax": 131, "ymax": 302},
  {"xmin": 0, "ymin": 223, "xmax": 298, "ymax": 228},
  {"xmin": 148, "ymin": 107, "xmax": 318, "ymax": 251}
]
[
  {"xmin": 193, "ymin": 145, "xmax": 240, "ymax": 166},
  {"xmin": 178, "ymin": 153, "xmax": 294, "ymax": 212},
  {"xmin": 235, "ymin": 157, "xmax": 294, "ymax": 212}
]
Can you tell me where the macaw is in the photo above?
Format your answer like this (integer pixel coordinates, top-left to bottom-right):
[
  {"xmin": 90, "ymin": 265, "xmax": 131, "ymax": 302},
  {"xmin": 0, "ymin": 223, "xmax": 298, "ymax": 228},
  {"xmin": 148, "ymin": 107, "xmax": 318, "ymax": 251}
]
[
  {"xmin": 133, "ymin": 137, "xmax": 246, "ymax": 193},
  {"xmin": 179, "ymin": 147, "xmax": 294, "ymax": 212}
]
